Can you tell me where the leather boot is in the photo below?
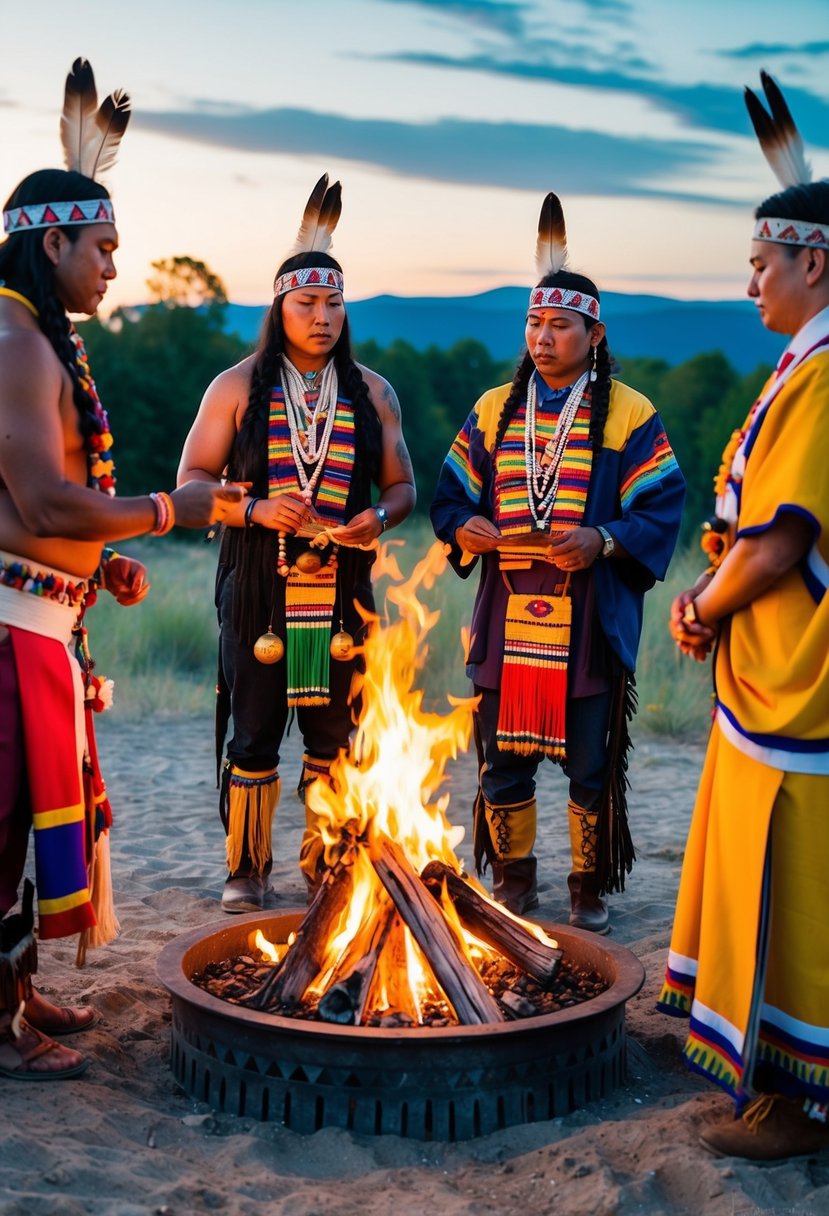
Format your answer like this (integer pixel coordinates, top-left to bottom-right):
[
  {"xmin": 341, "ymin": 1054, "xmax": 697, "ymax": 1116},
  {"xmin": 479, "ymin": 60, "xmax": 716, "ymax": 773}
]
[
  {"xmin": 484, "ymin": 798, "xmax": 538, "ymax": 916},
  {"xmin": 492, "ymin": 857, "xmax": 539, "ymax": 916},
  {"xmin": 220, "ymin": 765, "xmax": 279, "ymax": 913},
  {"xmin": 568, "ymin": 870, "xmax": 609, "ymax": 934},
  {"xmin": 700, "ymin": 1094, "xmax": 829, "ymax": 1160}
]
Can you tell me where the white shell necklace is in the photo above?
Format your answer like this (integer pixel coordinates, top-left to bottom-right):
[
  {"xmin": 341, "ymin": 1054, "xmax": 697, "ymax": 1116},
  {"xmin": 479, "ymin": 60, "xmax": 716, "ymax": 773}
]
[
  {"xmin": 524, "ymin": 371, "xmax": 589, "ymax": 530},
  {"xmin": 281, "ymin": 356, "xmax": 338, "ymax": 502}
]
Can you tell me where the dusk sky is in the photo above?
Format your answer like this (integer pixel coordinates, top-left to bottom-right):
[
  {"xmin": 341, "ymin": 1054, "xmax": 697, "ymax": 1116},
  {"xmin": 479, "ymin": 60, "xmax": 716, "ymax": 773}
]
[{"xmin": 2, "ymin": 0, "xmax": 828, "ymax": 311}]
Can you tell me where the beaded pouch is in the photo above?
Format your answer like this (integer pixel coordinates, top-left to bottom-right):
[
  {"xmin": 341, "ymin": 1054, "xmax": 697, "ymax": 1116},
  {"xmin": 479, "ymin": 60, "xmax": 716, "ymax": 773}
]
[{"xmin": 496, "ymin": 580, "xmax": 571, "ymax": 761}]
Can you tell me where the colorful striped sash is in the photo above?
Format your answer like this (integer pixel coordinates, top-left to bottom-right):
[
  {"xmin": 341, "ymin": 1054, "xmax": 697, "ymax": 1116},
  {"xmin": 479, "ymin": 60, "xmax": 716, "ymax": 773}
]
[
  {"xmin": 7, "ymin": 627, "xmax": 96, "ymax": 940},
  {"xmin": 267, "ymin": 387, "xmax": 354, "ymax": 525},
  {"xmin": 493, "ymin": 396, "xmax": 593, "ymax": 537},
  {"xmin": 492, "ymin": 393, "xmax": 592, "ymax": 761},
  {"xmin": 268, "ymin": 386, "xmax": 355, "ymax": 704}
]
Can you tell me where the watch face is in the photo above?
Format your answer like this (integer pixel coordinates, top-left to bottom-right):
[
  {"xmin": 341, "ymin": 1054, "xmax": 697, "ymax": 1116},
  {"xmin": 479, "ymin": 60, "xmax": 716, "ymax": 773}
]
[{"xmin": 603, "ymin": 536, "xmax": 615, "ymax": 556}]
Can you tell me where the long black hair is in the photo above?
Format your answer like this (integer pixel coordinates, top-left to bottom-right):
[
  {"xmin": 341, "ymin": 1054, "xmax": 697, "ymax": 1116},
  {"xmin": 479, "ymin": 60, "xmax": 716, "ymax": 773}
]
[
  {"xmin": 0, "ymin": 169, "xmax": 110, "ymax": 442},
  {"xmin": 492, "ymin": 270, "xmax": 612, "ymax": 454},
  {"xmin": 220, "ymin": 250, "xmax": 383, "ymax": 643}
]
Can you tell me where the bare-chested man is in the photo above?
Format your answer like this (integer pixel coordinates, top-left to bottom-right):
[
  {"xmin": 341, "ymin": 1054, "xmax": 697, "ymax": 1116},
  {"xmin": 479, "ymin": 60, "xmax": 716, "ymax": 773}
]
[{"xmin": 0, "ymin": 166, "xmax": 240, "ymax": 1081}]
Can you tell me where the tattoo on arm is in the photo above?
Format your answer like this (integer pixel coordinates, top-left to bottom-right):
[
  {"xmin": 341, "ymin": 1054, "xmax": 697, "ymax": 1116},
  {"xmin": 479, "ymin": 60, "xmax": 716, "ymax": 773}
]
[
  {"xmin": 381, "ymin": 381, "xmax": 401, "ymax": 421},
  {"xmin": 396, "ymin": 438, "xmax": 414, "ymax": 480}
]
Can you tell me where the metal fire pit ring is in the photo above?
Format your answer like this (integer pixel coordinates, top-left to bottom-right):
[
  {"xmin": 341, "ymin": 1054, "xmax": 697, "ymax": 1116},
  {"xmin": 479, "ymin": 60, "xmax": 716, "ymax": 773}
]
[{"xmin": 158, "ymin": 910, "xmax": 644, "ymax": 1141}]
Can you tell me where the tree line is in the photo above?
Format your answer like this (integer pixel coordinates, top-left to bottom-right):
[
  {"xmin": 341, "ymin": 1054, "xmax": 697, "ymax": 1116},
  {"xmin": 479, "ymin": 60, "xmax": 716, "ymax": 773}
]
[{"xmin": 81, "ymin": 259, "xmax": 772, "ymax": 545}]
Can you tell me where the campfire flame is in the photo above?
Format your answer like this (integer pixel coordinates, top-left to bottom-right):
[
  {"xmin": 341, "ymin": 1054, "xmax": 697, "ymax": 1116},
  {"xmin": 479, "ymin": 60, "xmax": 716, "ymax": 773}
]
[{"xmin": 256, "ymin": 541, "xmax": 559, "ymax": 1025}]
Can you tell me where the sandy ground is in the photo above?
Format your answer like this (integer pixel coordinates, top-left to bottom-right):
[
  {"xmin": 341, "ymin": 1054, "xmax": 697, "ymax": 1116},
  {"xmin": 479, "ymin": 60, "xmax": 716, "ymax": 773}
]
[{"xmin": 2, "ymin": 713, "xmax": 828, "ymax": 1216}]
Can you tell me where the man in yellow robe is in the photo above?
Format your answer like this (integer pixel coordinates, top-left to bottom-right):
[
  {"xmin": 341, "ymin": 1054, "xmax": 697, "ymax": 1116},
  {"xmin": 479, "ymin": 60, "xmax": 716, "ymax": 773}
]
[{"xmin": 660, "ymin": 74, "xmax": 829, "ymax": 1160}]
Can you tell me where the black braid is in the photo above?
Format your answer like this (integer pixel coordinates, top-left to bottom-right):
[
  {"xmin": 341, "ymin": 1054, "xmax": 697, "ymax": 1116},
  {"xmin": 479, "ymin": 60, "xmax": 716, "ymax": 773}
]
[
  {"xmin": 492, "ymin": 352, "xmax": 534, "ymax": 452},
  {"xmin": 587, "ymin": 333, "xmax": 612, "ymax": 452}
]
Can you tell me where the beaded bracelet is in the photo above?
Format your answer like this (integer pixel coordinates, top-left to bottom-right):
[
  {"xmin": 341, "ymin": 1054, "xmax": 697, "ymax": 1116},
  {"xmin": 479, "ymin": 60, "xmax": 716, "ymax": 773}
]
[
  {"xmin": 244, "ymin": 497, "xmax": 261, "ymax": 528},
  {"xmin": 149, "ymin": 491, "xmax": 175, "ymax": 536}
]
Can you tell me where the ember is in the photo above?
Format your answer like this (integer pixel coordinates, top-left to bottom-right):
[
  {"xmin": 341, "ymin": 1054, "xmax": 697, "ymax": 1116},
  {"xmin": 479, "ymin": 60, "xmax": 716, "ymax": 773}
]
[{"xmin": 192, "ymin": 939, "xmax": 608, "ymax": 1025}]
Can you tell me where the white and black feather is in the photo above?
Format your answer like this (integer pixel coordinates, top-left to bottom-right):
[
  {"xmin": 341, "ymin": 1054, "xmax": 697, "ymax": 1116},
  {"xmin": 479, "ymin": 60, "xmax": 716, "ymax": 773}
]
[{"xmin": 744, "ymin": 70, "xmax": 811, "ymax": 190}]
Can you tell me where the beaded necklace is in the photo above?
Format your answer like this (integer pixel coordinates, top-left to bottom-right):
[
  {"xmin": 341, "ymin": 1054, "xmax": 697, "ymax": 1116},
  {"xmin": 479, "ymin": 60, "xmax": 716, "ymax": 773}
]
[
  {"xmin": 523, "ymin": 371, "xmax": 589, "ymax": 529},
  {"xmin": 0, "ymin": 285, "xmax": 116, "ymax": 494},
  {"xmin": 281, "ymin": 356, "xmax": 338, "ymax": 498}
]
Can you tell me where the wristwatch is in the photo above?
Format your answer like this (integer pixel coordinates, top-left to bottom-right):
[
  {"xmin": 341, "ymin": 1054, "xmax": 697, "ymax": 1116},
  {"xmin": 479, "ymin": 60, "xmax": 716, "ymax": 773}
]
[
  {"xmin": 596, "ymin": 526, "xmax": 615, "ymax": 558},
  {"xmin": 374, "ymin": 505, "xmax": 389, "ymax": 532}
]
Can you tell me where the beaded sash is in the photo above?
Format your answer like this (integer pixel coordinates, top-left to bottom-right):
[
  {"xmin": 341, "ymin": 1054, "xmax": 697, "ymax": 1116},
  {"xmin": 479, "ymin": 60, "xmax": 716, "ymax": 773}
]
[
  {"xmin": 268, "ymin": 386, "xmax": 355, "ymax": 705},
  {"xmin": 492, "ymin": 392, "xmax": 592, "ymax": 760}
]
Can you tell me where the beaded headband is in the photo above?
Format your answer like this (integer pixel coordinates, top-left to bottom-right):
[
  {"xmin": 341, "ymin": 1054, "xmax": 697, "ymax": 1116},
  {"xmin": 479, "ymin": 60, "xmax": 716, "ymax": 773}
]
[
  {"xmin": 752, "ymin": 216, "xmax": 829, "ymax": 251},
  {"xmin": 3, "ymin": 198, "xmax": 115, "ymax": 235},
  {"xmin": 1, "ymin": 60, "xmax": 129, "ymax": 241},
  {"xmin": 528, "ymin": 285, "xmax": 600, "ymax": 320},
  {"xmin": 274, "ymin": 265, "xmax": 345, "ymax": 298},
  {"xmin": 745, "ymin": 72, "xmax": 826, "ymax": 250}
]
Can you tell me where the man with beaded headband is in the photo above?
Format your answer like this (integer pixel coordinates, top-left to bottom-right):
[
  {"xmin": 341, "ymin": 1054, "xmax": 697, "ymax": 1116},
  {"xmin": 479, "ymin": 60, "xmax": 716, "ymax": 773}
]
[
  {"xmin": 431, "ymin": 192, "xmax": 684, "ymax": 928},
  {"xmin": 660, "ymin": 73, "xmax": 829, "ymax": 1160},
  {"xmin": 0, "ymin": 60, "xmax": 241, "ymax": 1081},
  {"xmin": 178, "ymin": 175, "xmax": 415, "ymax": 913}
]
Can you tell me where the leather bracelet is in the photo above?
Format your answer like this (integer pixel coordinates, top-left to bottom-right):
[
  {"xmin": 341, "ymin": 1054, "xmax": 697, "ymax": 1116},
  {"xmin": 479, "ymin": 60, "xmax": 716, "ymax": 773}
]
[{"xmin": 244, "ymin": 497, "xmax": 261, "ymax": 528}]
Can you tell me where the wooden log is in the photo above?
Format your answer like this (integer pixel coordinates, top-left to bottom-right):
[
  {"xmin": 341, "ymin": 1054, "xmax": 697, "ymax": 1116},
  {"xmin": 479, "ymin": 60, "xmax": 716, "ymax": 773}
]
[
  {"xmin": 420, "ymin": 861, "xmax": 562, "ymax": 986},
  {"xmin": 370, "ymin": 837, "xmax": 504, "ymax": 1025},
  {"xmin": 317, "ymin": 895, "xmax": 395, "ymax": 1025},
  {"xmin": 243, "ymin": 857, "xmax": 355, "ymax": 1011}
]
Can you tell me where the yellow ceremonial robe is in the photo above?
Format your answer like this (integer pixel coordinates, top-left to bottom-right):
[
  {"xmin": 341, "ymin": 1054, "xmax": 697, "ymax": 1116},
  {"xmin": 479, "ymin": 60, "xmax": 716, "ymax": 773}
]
[{"xmin": 659, "ymin": 344, "xmax": 829, "ymax": 1105}]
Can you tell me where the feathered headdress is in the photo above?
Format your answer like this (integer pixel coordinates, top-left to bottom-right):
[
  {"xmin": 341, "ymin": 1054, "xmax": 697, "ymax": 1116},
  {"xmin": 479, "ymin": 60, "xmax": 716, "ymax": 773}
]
[
  {"xmin": 273, "ymin": 174, "xmax": 345, "ymax": 297},
  {"xmin": 60, "ymin": 57, "xmax": 131, "ymax": 182},
  {"xmin": 528, "ymin": 192, "xmax": 600, "ymax": 320},
  {"xmin": 3, "ymin": 58, "xmax": 130, "ymax": 237},
  {"xmin": 745, "ymin": 71, "xmax": 828, "ymax": 251}
]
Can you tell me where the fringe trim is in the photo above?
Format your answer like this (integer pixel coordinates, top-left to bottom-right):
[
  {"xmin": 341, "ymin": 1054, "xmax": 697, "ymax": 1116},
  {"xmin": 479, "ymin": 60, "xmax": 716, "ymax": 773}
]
[
  {"xmin": 223, "ymin": 767, "xmax": 280, "ymax": 875},
  {"xmin": 593, "ymin": 670, "xmax": 637, "ymax": 895},
  {"xmin": 75, "ymin": 831, "xmax": 120, "ymax": 967},
  {"xmin": 471, "ymin": 712, "xmax": 491, "ymax": 876}
]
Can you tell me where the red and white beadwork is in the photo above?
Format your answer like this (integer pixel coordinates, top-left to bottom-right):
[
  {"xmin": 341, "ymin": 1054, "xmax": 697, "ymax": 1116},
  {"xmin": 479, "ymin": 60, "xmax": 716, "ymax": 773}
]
[
  {"xmin": 3, "ymin": 198, "xmax": 115, "ymax": 235},
  {"xmin": 753, "ymin": 216, "xmax": 829, "ymax": 250},
  {"xmin": 274, "ymin": 266, "xmax": 345, "ymax": 298},
  {"xmin": 528, "ymin": 286, "xmax": 600, "ymax": 319}
]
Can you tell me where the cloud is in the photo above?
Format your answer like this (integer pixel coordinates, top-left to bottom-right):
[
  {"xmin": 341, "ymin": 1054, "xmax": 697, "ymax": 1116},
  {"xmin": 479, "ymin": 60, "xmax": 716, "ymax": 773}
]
[
  {"xmin": 382, "ymin": 51, "xmax": 829, "ymax": 149},
  {"xmin": 134, "ymin": 104, "xmax": 726, "ymax": 204},
  {"xmin": 719, "ymin": 41, "xmax": 829, "ymax": 59},
  {"xmin": 379, "ymin": 0, "xmax": 532, "ymax": 38}
]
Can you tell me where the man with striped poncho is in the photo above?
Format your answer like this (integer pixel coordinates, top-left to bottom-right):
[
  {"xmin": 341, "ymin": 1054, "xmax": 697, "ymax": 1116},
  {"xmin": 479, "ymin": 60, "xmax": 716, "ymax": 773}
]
[{"xmin": 431, "ymin": 192, "xmax": 684, "ymax": 931}]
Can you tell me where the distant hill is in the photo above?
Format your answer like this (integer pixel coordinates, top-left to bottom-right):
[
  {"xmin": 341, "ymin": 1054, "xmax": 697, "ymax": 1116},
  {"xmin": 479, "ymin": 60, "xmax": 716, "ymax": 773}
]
[{"xmin": 224, "ymin": 286, "xmax": 783, "ymax": 375}]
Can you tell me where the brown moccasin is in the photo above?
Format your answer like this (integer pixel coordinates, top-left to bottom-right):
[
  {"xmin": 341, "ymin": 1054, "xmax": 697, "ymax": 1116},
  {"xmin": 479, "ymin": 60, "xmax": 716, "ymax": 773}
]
[{"xmin": 700, "ymin": 1093, "xmax": 829, "ymax": 1161}]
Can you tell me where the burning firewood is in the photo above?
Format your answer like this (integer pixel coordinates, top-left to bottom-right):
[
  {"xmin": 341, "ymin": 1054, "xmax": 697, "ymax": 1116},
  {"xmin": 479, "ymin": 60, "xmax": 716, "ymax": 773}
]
[
  {"xmin": 370, "ymin": 836, "xmax": 504, "ymax": 1025},
  {"xmin": 242, "ymin": 857, "xmax": 355, "ymax": 1011},
  {"xmin": 420, "ymin": 861, "xmax": 562, "ymax": 987},
  {"xmin": 317, "ymin": 893, "xmax": 395, "ymax": 1025}
]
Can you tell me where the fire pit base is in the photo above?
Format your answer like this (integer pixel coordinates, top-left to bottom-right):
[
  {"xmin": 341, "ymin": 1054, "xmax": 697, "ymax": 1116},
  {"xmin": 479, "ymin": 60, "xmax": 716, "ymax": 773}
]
[{"xmin": 158, "ymin": 910, "xmax": 644, "ymax": 1141}]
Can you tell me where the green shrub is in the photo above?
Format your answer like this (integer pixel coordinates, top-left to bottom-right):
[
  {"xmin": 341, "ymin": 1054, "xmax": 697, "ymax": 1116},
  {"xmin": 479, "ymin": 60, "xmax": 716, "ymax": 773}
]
[{"xmin": 87, "ymin": 527, "xmax": 714, "ymax": 741}]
